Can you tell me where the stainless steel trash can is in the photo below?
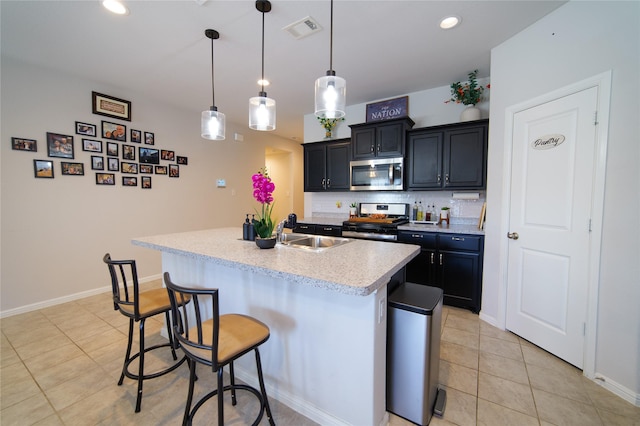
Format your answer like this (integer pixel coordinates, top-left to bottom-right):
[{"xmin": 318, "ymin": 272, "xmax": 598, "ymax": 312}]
[{"xmin": 387, "ymin": 282, "xmax": 446, "ymax": 425}]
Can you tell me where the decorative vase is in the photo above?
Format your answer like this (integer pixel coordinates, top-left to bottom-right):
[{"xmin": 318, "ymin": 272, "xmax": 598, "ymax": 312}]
[
  {"xmin": 255, "ymin": 236, "xmax": 277, "ymax": 249},
  {"xmin": 460, "ymin": 105, "xmax": 481, "ymax": 122},
  {"xmin": 325, "ymin": 130, "xmax": 333, "ymax": 139}
]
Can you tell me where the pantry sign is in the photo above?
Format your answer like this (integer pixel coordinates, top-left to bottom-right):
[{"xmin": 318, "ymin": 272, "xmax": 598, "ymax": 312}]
[{"xmin": 531, "ymin": 134, "xmax": 565, "ymax": 150}]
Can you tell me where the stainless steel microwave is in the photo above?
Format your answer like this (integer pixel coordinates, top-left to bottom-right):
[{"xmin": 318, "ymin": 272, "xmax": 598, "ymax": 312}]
[{"xmin": 350, "ymin": 157, "xmax": 404, "ymax": 191}]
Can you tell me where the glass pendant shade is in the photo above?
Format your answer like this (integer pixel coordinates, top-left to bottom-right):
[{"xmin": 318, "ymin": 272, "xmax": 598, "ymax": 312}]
[
  {"xmin": 314, "ymin": 73, "xmax": 346, "ymax": 119},
  {"xmin": 201, "ymin": 107, "xmax": 225, "ymax": 140},
  {"xmin": 249, "ymin": 93, "xmax": 276, "ymax": 131}
]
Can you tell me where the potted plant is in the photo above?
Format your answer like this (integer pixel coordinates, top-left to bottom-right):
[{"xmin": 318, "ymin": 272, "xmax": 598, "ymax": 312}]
[
  {"xmin": 440, "ymin": 206, "xmax": 450, "ymax": 225},
  {"xmin": 317, "ymin": 116, "xmax": 345, "ymax": 139},
  {"xmin": 349, "ymin": 202, "xmax": 357, "ymax": 218},
  {"xmin": 445, "ymin": 69, "xmax": 490, "ymax": 121},
  {"xmin": 251, "ymin": 168, "xmax": 277, "ymax": 248}
]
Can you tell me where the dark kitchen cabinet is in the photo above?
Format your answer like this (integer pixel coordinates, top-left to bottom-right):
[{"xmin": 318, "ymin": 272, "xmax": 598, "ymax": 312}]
[
  {"xmin": 398, "ymin": 230, "xmax": 483, "ymax": 313},
  {"xmin": 350, "ymin": 117, "xmax": 414, "ymax": 160},
  {"xmin": 407, "ymin": 119, "xmax": 488, "ymax": 190},
  {"xmin": 304, "ymin": 139, "xmax": 351, "ymax": 192},
  {"xmin": 292, "ymin": 223, "xmax": 342, "ymax": 237}
]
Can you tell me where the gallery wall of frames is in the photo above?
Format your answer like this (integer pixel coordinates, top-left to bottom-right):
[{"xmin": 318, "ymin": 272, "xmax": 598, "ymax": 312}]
[{"xmin": 11, "ymin": 91, "xmax": 188, "ymax": 189}]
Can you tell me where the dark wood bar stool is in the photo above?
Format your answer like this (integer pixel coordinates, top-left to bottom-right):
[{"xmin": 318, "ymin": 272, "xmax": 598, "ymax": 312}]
[
  {"xmin": 103, "ymin": 253, "xmax": 188, "ymax": 412},
  {"xmin": 164, "ymin": 271, "xmax": 276, "ymax": 426}
]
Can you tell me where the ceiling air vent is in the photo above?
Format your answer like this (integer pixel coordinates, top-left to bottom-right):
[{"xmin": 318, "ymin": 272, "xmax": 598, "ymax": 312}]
[{"xmin": 283, "ymin": 16, "xmax": 322, "ymax": 39}]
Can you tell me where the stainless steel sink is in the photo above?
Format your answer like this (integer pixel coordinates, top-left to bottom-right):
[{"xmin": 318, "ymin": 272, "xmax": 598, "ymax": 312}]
[{"xmin": 279, "ymin": 233, "xmax": 352, "ymax": 251}]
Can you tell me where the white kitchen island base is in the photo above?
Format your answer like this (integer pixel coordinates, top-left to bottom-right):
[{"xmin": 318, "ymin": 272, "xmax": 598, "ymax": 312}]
[{"xmin": 133, "ymin": 228, "xmax": 419, "ymax": 426}]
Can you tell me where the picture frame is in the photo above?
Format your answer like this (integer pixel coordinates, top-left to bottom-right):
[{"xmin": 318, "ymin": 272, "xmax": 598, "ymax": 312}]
[
  {"xmin": 107, "ymin": 157, "xmax": 119, "ymax": 171},
  {"xmin": 12, "ymin": 137, "xmax": 37, "ymax": 152},
  {"xmin": 161, "ymin": 149, "xmax": 175, "ymax": 161},
  {"xmin": 33, "ymin": 159, "xmax": 54, "ymax": 178},
  {"xmin": 82, "ymin": 139, "xmax": 102, "ymax": 153},
  {"xmin": 91, "ymin": 155, "xmax": 104, "ymax": 170},
  {"xmin": 61, "ymin": 162, "xmax": 84, "ymax": 176},
  {"xmin": 121, "ymin": 162, "xmax": 138, "ymax": 174},
  {"xmin": 139, "ymin": 147, "xmax": 160, "ymax": 164},
  {"xmin": 122, "ymin": 145, "xmax": 136, "ymax": 160},
  {"xmin": 144, "ymin": 131, "xmax": 155, "ymax": 145},
  {"xmin": 141, "ymin": 176, "xmax": 152, "ymax": 189},
  {"xmin": 131, "ymin": 129, "xmax": 141, "ymax": 143},
  {"xmin": 139, "ymin": 164, "xmax": 153, "ymax": 174},
  {"xmin": 101, "ymin": 121, "xmax": 126, "ymax": 141},
  {"xmin": 92, "ymin": 91, "xmax": 131, "ymax": 121},
  {"xmin": 47, "ymin": 132, "xmax": 74, "ymax": 159},
  {"xmin": 155, "ymin": 165, "xmax": 168, "ymax": 175},
  {"xmin": 75, "ymin": 121, "xmax": 96, "ymax": 137},
  {"xmin": 169, "ymin": 164, "xmax": 180, "ymax": 178},
  {"xmin": 95, "ymin": 173, "xmax": 115, "ymax": 185},
  {"xmin": 365, "ymin": 96, "xmax": 409, "ymax": 122},
  {"xmin": 177, "ymin": 156, "xmax": 188, "ymax": 165},
  {"xmin": 106, "ymin": 142, "xmax": 119, "ymax": 157},
  {"xmin": 122, "ymin": 176, "xmax": 138, "ymax": 187}
]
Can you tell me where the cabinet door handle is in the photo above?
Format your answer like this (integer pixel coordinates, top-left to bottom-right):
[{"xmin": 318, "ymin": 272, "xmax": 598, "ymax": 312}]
[
  {"xmin": 321, "ymin": 178, "xmax": 326, "ymax": 189},
  {"xmin": 377, "ymin": 144, "xmax": 381, "ymax": 153},
  {"xmin": 411, "ymin": 234, "xmax": 422, "ymax": 238},
  {"xmin": 370, "ymin": 145, "xmax": 374, "ymax": 153},
  {"xmin": 439, "ymin": 253, "xmax": 443, "ymax": 266},
  {"xmin": 430, "ymin": 252, "xmax": 435, "ymax": 264},
  {"xmin": 445, "ymin": 173, "xmax": 450, "ymax": 184},
  {"xmin": 452, "ymin": 237, "xmax": 465, "ymax": 241},
  {"xmin": 437, "ymin": 174, "xmax": 441, "ymax": 183},
  {"xmin": 327, "ymin": 178, "xmax": 331, "ymax": 187}
]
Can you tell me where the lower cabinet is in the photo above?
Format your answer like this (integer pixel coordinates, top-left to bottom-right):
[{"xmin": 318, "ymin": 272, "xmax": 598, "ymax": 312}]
[
  {"xmin": 398, "ymin": 230, "xmax": 483, "ymax": 313},
  {"xmin": 292, "ymin": 223, "xmax": 342, "ymax": 237}
]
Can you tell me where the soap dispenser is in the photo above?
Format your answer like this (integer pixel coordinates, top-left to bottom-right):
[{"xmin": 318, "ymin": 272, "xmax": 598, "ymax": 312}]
[
  {"xmin": 248, "ymin": 215, "xmax": 256, "ymax": 241},
  {"xmin": 243, "ymin": 214, "xmax": 251, "ymax": 240}
]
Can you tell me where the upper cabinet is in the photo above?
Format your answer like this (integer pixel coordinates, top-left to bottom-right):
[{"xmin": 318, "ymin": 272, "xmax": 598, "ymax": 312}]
[
  {"xmin": 303, "ymin": 139, "xmax": 351, "ymax": 192},
  {"xmin": 407, "ymin": 119, "xmax": 488, "ymax": 190},
  {"xmin": 349, "ymin": 117, "xmax": 415, "ymax": 160}
]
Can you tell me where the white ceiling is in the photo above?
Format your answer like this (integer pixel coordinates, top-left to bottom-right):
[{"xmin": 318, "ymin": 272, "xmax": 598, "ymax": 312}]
[{"xmin": 1, "ymin": 0, "xmax": 565, "ymax": 142}]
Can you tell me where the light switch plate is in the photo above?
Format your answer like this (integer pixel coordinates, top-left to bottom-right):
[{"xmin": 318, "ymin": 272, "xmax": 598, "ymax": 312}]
[{"xmin": 216, "ymin": 179, "xmax": 226, "ymax": 187}]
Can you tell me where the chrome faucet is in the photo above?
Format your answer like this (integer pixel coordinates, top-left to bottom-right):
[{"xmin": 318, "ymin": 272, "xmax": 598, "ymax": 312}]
[{"xmin": 276, "ymin": 213, "xmax": 297, "ymax": 242}]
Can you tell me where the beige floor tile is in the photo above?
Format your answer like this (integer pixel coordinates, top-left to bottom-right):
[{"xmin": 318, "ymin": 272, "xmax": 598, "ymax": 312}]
[
  {"xmin": 479, "ymin": 321, "xmax": 519, "ymax": 343},
  {"xmin": 4, "ymin": 323, "xmax": 64, "ymax": 349},
  {"xmin": 440, "ymin": 340, "xmax": 479, "ymax": 370},
  {"xmin": 0, "ymin": 392, "xmax": 55, "ymax": 425},
  {"xmin": 442, "ymin": 327, "xmax": 479, "ymax": 350},
  {"xmin": 582, "ymin": 378, "xmax": 640, "ymax": 420},
  {"xmin": 22, "ymin": 343, "xmax": 85, "ymax": 375},
  {"xmin": 440, "ymin": 359, "xmax": 478, "ymax": 396},
  {"xmin": 0, "ymin": 333, "xmax": 21, "ymax": 368},
  {"xmin": 28, "ymin": 353, "xmax": 100, "ymax": 390},
  {"xmin": 445, "ymin": 313, "xmax": 480, "ymax": 334},
  {"xmin": 436, "ymin": 387, "xmax": 477, "ymax": 426},
  {"xmin": 597, "ymin": 407, "xmax": 640, "ymax": 426},
  {"xmin": 479, "ymin": 334, "xmax": 523, "ymax": 361},
  {"xmin": 33, "ymin": 414, "xmax": 65, "ymax": 425},
  {"xmin": 478, "ymin": 371, "xmax": 537, "ymax": 417},
  {"xmin": 478, "ymin": 351, "xmax": 529, "ymax": 385},
  {"xmin": 527, "ymin": 363, "xmax": 591, "ymax": 404},
  {"xmin": 13, "ymin": 333, "xmax": 76, "ymax": 361},
  {"xmin": 521, "ymin": 343, "xmax": 581, "ymax": 376},
  {"xmin": 74, "ymin": 326, "xmax": 126, "ymax": 353},
  {"xmin": 0, "ymin": 361, "xmax": 43, "ymax": 410},
  {"xmin": 477, "ymin": 398, "xmax": 539, "ymax": 426},
  {"xmin": 533, "ymin": 387, "xmax": 604, "ymax": 426},
  {"xmin": 44, "ymin": 365, "xmax": 113, "ymax": 411}
]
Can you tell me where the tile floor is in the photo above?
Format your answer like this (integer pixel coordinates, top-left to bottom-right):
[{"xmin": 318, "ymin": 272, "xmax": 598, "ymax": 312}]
[{"xmin": 1, "ymin": 281, "xmax": 639, "ymax": 425}]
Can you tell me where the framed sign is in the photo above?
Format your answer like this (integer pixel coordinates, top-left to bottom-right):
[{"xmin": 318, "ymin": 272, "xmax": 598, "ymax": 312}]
[
  {"xmin": 366, "ymin": 96, "xmax": 408, "ymax": 122},
  {"xmin": 92, "ymin": 91, "xmax": 131, "ymax": 121}
]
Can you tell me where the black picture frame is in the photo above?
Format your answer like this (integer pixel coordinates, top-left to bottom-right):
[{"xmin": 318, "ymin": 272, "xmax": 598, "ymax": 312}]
[
  {"xmin": 101, "ymin": 121, "xmax": 126, "ymax": 141},
  {"xmin": 169, "ymin": 164, "xmax": 180, "ymax": 178},
  {"xmin": 107, "ymin": 157, "xmax": 119, "ymax": 171},
  {"xmin": 47, "ymin": 132, "xmax": 74, "ymax": 159},
  {"xmin": 75, "ymin": 121, "xmax": 97, "ymax": 137},
  {"xmin": 155, "ymin": 166, "xmax": 167, "ymax": 175},
  {"xmin": 33, "ymin": 159, "xmax": 54, "ymax": 178},
  {"xmin": 365, "ymin": 96, "xmax": 409, "ymax": 123},
  {"xmin": 139, "ymin": 164, "xmax": 153, "ymax": 174},
  {"xmin": 122, "ymin": 145, "xmax": 136, "ymax": 160},
  {"xmin": 96, "ymin": 173, "xmax": 115, "ymax": 185},
  {"xmin": 177, "ymin": 156, "xmax": 188, "ymax": 165},
  {"xmin": 12, "ymin": 137, "xmax": 37, "ymax": 152},
  {"xmin": 141, "ymin": 176, "xmax": 152, "ymax": 189},
  {"xmin": 106, "ymin": 142, "xmax": 119, "ymax": 157},
  {"xmin": 121, "ymin": 162, "xmax": 138, "ymax": 174},
  {"xmin": 144, "ymin": 131, "xmax": 155, "ymax": 145},
  {"xmin": 82, "ymin": 139, "xmax": 103, "ymax": 153},
  {"xmin": 131, "ymin": 129, "xmax": 141, "ymax": 143},
  {"xmin": 61, "ymin": 162, "xmax": 85, "ymax": 176},
  {"xmin": 161, "ymin": 149, "xmax": 175, "ymax": 161},
  {"xmin": 139, "ymin": 147, "xmax": 160, "ymax": 164},
  {"xmin": 122, "ymin": 176, "xmax": 138, "ymax": 187},
  {"xmin": 92, "ymin": 91, "xmax": 131, "ymax": 121},
  {"xmin": 91, "ymin": 155, "xmax": 104, "ymax": 170}
]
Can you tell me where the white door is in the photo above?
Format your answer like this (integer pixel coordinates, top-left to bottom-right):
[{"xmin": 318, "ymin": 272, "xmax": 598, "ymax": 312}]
[{"xmin": 505, "ymin": 87, "xmax": 598, "ymax": 369}]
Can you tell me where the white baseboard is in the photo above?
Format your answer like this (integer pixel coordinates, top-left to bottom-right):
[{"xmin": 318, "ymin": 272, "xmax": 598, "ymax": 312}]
[
  {"xmin": 0, "ymin": 274, "xmax": 162, "ymax": 318},
  {"xmin": 593, "ymin": 374, "xmax": 640, "ymax": 407}
]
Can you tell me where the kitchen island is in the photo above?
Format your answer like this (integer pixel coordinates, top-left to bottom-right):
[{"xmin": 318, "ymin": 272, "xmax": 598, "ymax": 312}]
[{"xmin": 132, "ymin": 227, "xmax": 419, "ymax": 426}]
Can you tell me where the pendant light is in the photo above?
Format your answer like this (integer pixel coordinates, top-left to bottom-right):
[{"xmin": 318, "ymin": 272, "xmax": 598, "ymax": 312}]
[
  {"xmin": 314, "ymin": 0, "xmax": 346, "ymax": 119},
  {"xmin": 201, "ymin": 29, "xmax": 226, "ymax": 140},
  {"xmin": 249, "ymin": 0, "xmax": 276, "ymax": 131}
]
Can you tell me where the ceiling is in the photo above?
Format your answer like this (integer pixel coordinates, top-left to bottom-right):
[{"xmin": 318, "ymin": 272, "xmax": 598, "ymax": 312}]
[{"xmin": 1, "ymin": 0, "xmax": 565, "ymax": 142}]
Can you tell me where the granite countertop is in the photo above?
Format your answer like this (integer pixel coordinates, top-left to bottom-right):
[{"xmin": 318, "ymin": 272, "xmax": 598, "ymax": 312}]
[{"xmin": 132, "ymin": 227, "xmax": 419, "ymax": 297}]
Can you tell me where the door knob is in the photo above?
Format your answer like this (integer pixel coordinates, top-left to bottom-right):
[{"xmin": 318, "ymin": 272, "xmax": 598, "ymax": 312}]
[{"xmin": 507, "ymin": 232, "xmax": 519, "ymax": 240}]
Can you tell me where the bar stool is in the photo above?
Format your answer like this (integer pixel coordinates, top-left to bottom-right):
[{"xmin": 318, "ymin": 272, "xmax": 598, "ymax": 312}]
[
  {"xmin": 163, "ymin": 272, "xmax": 276, "ymax": 426},
  {"xmin": 103, "ymin": 253, "xmax": 189, "ymax": 412}
]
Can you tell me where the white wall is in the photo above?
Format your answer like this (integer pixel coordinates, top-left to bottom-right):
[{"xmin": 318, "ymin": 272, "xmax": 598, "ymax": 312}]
[
  {"xmin": 485, "ymin": 1, "xmax": 639, "ymax": 402},
  {"xmin": 0, "ymin": 56, "xmax": 303, "ymax": 315}
]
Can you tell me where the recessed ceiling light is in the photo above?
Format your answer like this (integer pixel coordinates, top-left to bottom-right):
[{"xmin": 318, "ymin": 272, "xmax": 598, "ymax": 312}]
[
  {"xmin": 257, "ymin": 79, "xmax": 270, "ymax": 87},
  {"xmin": 440, "ymin": 15, "xmax": 461, "ymax": 30},
  {"xmin": 102, "ymin": 0, "xmax": 129, "ymax": 15}
]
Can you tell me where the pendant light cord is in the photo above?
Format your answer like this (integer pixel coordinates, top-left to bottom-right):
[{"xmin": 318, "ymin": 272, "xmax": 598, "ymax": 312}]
[
  {"xmin": 210, "ymin": 36, "xmax": 216, "ymax": 108},
  {"xmin": 329, "ymin": 0, "xmax": 334, "ymax": 72},
  {"xmin": 261, "ymin": 8, "xmax": 265, "ymax": 93}
]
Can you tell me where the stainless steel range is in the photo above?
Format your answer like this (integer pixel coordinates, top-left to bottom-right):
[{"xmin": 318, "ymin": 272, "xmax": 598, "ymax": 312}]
[{"xmin": 342, "ymin": 203, "xmax": 410, "ymax": 241}]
